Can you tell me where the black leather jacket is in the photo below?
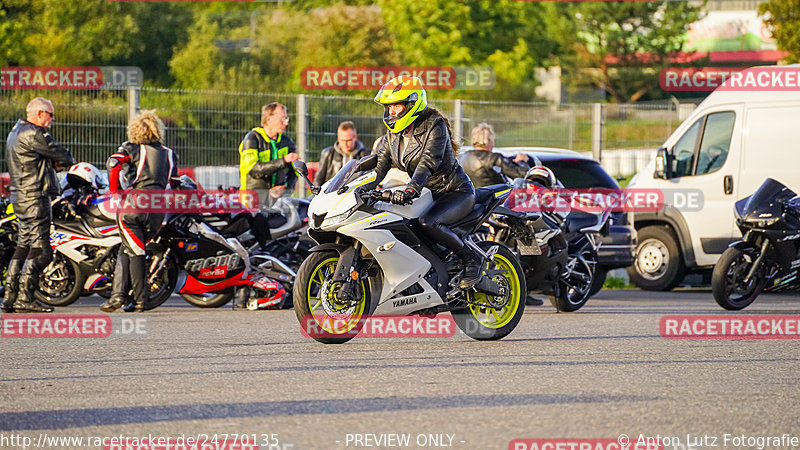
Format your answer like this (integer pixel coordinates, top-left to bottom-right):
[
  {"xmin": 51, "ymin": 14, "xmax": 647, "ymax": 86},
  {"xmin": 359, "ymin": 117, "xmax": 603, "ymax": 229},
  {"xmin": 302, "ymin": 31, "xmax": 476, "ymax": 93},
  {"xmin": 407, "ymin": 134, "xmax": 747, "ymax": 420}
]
[
  {"xmin": 6, "ymin": 119, "xmax": 74, "ymax": 199},
  {"xmin": 314, "ymin": 140, "xmax": 368, "ymax": 186},
  {"xmin": 370, "ymin": 110, "xmax": 472, "ymax": 196},
  {"xmin": 458, "ymin": 150, "xmax": 530, "ymax": 188},
  {"xmin": 108, "ymin": 141, "xmax": 179, "ymax": 191}
]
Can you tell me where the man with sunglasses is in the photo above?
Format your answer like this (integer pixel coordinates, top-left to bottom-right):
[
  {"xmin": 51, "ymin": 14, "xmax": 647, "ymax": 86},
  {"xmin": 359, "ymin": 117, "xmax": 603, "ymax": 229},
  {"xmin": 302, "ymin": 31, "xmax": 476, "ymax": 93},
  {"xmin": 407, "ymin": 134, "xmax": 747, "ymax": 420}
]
[
  {"xmin": 3, "ymin": 97, "xmax": 74, "ymax": 313},
  {"xmin": 238, "ymin": 102, "xmax": 299, "ymax": 210}
]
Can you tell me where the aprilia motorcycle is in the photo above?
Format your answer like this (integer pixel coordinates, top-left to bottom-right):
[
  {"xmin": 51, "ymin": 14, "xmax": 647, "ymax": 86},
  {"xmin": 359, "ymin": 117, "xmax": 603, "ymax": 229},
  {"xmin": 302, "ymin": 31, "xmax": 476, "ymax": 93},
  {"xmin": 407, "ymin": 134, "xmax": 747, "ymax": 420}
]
[
  {"xmin": 292, "ymin": 156, "xmax": 526, "ymax": 344},
  {"xmin": 712, "ymin": 178, "xmax": 800, "ymax": 310},
  {"xmin": 148, "ymin": 178, "xmax": 298, "ymax": 309}
]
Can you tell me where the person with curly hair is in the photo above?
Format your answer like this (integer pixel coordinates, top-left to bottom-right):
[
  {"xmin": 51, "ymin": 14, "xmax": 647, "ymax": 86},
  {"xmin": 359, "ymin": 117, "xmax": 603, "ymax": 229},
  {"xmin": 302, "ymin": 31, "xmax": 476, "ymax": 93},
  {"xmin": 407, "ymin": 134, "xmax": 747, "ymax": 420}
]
[{"xmin": 100, "ymin": 110, "xmax": 178, "ymax": 312}]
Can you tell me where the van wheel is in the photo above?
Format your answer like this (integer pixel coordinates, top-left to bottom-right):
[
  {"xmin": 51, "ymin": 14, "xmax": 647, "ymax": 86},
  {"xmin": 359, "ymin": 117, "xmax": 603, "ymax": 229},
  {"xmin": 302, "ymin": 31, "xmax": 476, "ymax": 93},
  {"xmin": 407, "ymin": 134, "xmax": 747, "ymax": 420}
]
[{"xmin": 627, "ymin": 225, "xmax": 686, "ymax": 291}]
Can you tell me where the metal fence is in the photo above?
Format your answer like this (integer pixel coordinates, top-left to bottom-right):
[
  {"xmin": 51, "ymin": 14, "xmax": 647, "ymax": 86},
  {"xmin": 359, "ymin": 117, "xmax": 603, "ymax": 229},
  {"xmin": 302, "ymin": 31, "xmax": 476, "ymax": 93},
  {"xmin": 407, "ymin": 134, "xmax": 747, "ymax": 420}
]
[{"xmin": 0, "ymin": 88, "xmax": 697, "ymax": 177}]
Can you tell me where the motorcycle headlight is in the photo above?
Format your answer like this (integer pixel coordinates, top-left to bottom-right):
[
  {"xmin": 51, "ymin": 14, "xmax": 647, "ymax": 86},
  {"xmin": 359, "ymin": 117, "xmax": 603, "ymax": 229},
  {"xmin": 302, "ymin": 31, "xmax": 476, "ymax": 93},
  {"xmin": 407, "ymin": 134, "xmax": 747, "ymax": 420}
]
[
  {"xmin": 746, "ymin": 216, "xmax": 780, "ymax": 228},
  {"xmin": 321, "ymin": 205, "xmax": 358, "ymax": 228}
]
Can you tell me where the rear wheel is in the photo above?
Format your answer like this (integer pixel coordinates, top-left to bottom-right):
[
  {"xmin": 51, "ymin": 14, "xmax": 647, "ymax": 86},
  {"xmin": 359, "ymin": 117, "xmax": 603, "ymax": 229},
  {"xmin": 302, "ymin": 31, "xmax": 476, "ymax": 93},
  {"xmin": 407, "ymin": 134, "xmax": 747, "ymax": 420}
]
[
  {"xmin": 294, "ymin": 251, "xmax": 371, "ymax": 344},
  {"xmin": 588, "ymin": 268, "xmax": 608, "ymax": 297},
  {"xmin": 712, "ymin": 247, "xmax": 766, "ymax": 311},
  {"xmin": 181, "ymin": 289, "xmax": 234, "ymax": 308},
  {"xmin": 37, "ymin": 254, "xmax": 85, "ymax": 307},
  {"xmin": 550, "ymin": 242, "xmax": 597, "ymax": 312},
  {"xmin": 452, "ymin": 241, "xmax": 526, "ymax": 340}
]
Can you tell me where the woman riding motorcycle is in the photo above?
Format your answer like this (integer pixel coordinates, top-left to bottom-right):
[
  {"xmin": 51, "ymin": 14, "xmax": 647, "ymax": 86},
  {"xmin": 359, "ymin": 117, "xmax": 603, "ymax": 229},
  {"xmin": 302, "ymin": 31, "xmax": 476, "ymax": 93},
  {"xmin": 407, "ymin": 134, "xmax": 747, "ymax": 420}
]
[{"xmin": 367, "ymin": 76, "xmax": 483, "ymax": 289}]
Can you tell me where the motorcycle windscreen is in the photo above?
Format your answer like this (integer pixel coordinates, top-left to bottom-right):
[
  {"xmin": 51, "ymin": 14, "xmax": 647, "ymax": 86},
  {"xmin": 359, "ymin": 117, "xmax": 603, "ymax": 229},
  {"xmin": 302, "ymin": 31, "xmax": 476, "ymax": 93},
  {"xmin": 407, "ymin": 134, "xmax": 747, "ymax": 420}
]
[
  {"xmin": 322, "ymin": 160, "xmax": 359, "ymax": 194},
  {"xmin": 742, "ymin": 178, "xmax": 797, "ymax": 221}
]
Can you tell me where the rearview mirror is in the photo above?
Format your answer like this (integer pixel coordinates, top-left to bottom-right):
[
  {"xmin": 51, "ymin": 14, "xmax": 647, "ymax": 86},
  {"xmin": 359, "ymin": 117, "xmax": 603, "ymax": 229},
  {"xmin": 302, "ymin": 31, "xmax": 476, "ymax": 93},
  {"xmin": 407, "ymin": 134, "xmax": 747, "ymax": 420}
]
[
  {"xmin": 357, "ymin": 154, "xmax": 378, "ymax": 171},
  {"xmin": 293, "ymin": 160, "xmax": 309, "ymax": 178},
  {"xmin": 654, "ymin": 147, "xmax": 672, "ymax": 180},
  {"xmin": 292, "ymin": 160, "xmax": 320, "ymax": 194}
]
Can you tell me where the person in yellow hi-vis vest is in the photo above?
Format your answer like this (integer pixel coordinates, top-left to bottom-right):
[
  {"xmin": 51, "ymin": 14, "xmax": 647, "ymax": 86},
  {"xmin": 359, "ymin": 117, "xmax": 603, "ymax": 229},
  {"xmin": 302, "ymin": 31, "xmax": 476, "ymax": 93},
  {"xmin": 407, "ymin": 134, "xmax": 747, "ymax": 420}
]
[{"xmin": 238, "ymin": 102, "xmax": 298, "ymax": 210}]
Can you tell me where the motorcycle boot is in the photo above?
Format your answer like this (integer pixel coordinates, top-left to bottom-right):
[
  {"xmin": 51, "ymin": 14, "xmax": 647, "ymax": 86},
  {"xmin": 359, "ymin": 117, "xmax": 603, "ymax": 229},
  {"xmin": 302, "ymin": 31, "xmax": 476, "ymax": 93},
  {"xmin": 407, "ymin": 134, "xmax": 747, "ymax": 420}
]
[
  {"xmin": 102, "ymin": 251, "xmax": 132, "ymax": 312},
  {"xmin": 128, "ymin": 254, "xmax": 148, "ymax": 312},
  {"xmin": 456, "ymin": 246, "xmax": 484, "ymax": 290},
  {"xmin": 2, "ymin": 256, "xmax": 26, "ymax": 312},
  {"xmin": 233, "ymin": 286, "xmax": 249, "ymax": 310},
  {"xmin": 3, "ymin": 253, "xmax": 28, "ymax": 313},
  {"xmin": 14, "ymin": 246, "xmax": 54, "ymax": 313}
]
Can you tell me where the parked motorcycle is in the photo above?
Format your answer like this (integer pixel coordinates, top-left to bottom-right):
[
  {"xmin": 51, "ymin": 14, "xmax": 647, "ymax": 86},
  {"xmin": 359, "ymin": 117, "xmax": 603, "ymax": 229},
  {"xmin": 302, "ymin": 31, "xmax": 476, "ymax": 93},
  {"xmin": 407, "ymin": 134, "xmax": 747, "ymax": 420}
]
[
  {"xmin": 292, "ymin": 156, "xmax": 526, "ymax": 344},
  {"xmin": 0, "ymin": 198, "xmax": 18, "ymax": 297},
  {"xmin": 712, "ymin": 178, "xmax": 800, "ymax": 310},
  {"xmin": 489, "ymin": 172, "xmax": 609, "ymax": 312},
  {"xmin": 147, "ymin": 177, "xmax": 298, "ymax": 310}
]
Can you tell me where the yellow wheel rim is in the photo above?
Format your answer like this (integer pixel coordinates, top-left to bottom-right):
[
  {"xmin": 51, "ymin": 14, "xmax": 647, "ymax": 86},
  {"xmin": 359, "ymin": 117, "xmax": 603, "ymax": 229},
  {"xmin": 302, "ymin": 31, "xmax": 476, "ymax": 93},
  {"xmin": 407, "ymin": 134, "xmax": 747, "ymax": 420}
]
[
  {"xmin": 306, "ymin": 257, "xmax": 367, "ymax": 335},
  {"xmin": 466, "ymin": 253, "xmax": 521, "ymax": 329}
]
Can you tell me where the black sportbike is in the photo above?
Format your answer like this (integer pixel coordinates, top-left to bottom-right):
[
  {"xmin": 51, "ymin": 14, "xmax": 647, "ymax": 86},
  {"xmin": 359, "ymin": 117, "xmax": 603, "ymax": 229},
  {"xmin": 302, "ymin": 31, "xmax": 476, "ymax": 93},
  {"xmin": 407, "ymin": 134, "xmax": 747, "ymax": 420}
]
[{"xmin": 712, "ymin": 178, "xmax": 800, "ymax": 310}]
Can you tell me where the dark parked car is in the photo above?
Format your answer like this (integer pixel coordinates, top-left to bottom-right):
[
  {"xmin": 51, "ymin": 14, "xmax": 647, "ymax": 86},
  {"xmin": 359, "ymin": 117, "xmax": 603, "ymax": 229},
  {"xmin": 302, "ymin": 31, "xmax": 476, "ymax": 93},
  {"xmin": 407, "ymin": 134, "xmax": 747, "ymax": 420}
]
[{"xmin": 484, "ymin": 147, "xmax": 638, "ymax": 293}]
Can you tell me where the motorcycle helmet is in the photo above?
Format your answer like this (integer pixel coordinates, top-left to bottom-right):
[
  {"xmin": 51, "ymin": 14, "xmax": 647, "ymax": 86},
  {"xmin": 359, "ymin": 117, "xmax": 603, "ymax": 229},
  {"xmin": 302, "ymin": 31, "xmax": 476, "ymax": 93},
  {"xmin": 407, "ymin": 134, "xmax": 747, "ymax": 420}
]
[
  {"xmin": 67, "ymin": 162, "xmax": 106, "ymax": 190},
  {"xmin": 374, "ymin": 76, "xmax": 427, "ymax": 133},
  {"xmin": 525, "ymin": 165, "xmax": 558, "ymax": 189}
]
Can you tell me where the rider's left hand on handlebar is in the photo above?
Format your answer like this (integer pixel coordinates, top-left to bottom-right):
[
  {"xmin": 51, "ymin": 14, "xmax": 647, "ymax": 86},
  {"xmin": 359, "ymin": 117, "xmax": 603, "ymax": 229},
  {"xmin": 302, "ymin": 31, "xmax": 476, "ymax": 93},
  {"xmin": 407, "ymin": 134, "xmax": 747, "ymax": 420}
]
[{"xmin": 390, "ymin": 188, "xmax": 418, "ymax": 205}]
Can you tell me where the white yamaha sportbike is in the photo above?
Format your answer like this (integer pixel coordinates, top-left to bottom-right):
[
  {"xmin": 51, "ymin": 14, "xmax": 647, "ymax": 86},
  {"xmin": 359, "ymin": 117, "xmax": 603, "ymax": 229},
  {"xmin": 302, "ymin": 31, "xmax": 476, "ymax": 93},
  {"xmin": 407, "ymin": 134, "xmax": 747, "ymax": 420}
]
[{"xmin": 293, "ymin": 156, "xmax": 526, "ymax": 344}]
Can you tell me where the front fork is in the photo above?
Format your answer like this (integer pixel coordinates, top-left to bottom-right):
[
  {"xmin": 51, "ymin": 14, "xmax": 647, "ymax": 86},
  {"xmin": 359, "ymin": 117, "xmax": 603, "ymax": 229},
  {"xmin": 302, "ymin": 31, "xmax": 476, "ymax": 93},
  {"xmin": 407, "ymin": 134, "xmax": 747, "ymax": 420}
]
[
  {"xmin": 744, "ymin": 237, "xmax": 770, "ymax": 283},
  {"xmin": 332, "ymin": 242, "xmax": 370, "ymax": 302}
]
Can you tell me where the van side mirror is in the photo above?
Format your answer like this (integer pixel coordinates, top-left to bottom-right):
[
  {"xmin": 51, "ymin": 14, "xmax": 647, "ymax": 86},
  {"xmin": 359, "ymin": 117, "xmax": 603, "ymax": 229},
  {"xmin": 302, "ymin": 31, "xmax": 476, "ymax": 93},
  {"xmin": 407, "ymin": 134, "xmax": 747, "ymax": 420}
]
[
  {"xmin": 654, "ymin": 147, "xmax": 673, "ymax": 180},
  {"xmin": 357, "ymin": 154, "xmax": 378, "ymax": 171},
  {"xmin": 292, "ymin": 160, "xmax": 320, "ymax": 194}
]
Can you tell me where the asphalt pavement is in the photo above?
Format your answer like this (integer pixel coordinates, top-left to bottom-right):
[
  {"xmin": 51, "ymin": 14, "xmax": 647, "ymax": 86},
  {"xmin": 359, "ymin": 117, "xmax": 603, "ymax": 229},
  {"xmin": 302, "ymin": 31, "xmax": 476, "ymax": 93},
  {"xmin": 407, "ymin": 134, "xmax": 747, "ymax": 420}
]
[{"xmin": 1, "ymin": 289, "xmax": 799, "ymax": 450}]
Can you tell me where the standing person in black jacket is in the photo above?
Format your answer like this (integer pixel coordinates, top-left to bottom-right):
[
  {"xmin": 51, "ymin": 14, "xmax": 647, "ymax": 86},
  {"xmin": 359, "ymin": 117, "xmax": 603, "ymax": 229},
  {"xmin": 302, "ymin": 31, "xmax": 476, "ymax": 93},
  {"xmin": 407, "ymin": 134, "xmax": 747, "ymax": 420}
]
[
  {"xmin": 100, "ymin": 111, "xmax": 178, "ymax": 313},
  {"xmin": 367, "ymin": 76, "xmax": 484, "ymax": 289},
  {"xmin": 314, "ymin": 121, "xmax": 368, "ymax": 186},
  {"xmin": 3, "ymin": 97, "xmax": 74, "ymax": 313},
  {"xmin": 459, "ymin": 123, "xmax": 532, "ymax": 187}
]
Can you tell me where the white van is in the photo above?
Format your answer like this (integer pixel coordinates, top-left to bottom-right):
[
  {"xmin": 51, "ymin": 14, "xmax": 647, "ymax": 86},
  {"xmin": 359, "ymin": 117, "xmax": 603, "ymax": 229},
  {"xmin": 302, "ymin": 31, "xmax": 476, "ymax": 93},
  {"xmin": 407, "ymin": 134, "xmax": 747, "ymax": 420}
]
[{"xmin": 626, "ymin": 65, "xmax": 800, "ymax": 290}]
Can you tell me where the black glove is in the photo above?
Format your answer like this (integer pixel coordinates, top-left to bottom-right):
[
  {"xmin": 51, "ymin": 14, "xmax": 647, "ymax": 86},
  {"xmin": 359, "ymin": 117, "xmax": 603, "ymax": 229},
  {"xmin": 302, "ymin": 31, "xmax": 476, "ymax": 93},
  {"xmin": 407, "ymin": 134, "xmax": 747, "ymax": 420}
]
[{"xmin": 390, "ymin": 188, "xmax": 418, "ymax": 205}]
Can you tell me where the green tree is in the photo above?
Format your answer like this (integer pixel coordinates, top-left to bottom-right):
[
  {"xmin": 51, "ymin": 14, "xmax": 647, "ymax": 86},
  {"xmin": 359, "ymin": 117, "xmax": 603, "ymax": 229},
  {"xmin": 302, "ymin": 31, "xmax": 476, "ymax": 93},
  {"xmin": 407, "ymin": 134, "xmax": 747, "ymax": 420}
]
[
  {"xmin": 557, "ymin": 2, "xmax": 703, "ymax": 103},
  {"xmin": 375, "ymin": 0, "xmax": 557, "ymax": 100},
  {"xmin": 0, "ymin": 0, "xmax": 34, "ymax": 66},
  {"xmin": 760, "ymin": 0, "xmax": 800, "ymax": 63}
]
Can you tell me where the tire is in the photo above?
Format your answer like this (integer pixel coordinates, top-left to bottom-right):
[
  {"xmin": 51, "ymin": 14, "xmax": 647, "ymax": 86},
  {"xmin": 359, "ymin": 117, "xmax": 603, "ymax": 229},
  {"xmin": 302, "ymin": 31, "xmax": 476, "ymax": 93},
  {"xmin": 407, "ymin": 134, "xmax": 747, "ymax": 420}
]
[
  {"xmin": 293, "ymin": 251, "xmax": 371, "ymax": 344},
  {"xmin": 181, "ymin": 289, "xmax": 234, "ymax": 308},
  {"xmin": 712, "ymin": 247, "xmax": 766, "ymax": 311},
  {"xmin": 588, "ymin": 269, "xmax": 608, "ymax": 297},
  {"xmin": 37, "ymin": 254, "xmax": 85, "ymax": 307},
  {"xmin": 627, "ymin": 225, "xmax": 686, "ymax": 291},
  {"xmin": 549, "ymin": 243, "xmax": 597, "ymax": 312},
  {"xmin": 451, "ymin": 241, "xmax": 526, "ymax": 341},
  {"xmin": 141, "ymin": 255, "xmax": 178, "ymax": 311}
]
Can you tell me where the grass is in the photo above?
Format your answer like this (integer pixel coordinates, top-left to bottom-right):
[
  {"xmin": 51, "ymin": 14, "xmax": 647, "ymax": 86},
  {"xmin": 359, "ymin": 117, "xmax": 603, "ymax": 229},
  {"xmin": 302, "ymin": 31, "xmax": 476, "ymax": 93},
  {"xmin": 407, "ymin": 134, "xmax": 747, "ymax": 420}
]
[{"xmin": 602, "ymin": 276, "xmax": 636, "ymax": 290}]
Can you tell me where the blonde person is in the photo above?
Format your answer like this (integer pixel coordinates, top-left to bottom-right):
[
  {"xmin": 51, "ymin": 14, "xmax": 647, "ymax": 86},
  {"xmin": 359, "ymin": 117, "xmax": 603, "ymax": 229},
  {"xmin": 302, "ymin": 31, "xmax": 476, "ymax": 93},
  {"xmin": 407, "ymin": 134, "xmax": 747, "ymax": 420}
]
[{"xmin": 101, "ymin": 111, "xmax": 178, "ymax": 312}]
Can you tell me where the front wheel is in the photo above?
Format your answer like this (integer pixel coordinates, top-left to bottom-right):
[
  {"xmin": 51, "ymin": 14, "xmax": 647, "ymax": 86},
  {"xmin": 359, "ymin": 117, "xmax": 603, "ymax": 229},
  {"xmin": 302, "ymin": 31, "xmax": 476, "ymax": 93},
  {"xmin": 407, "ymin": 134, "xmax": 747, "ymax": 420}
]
[
  {"xmin": 712, "ymin": 247, "xmax": 767, "ymax": 311},
  {"xmin": 627, "ymin": 225, "xmax": 686, "ymax": 291},
  {"xmin": 294, "ymin": 251, "xmax": 371, "ymax": 344},
  {"xmin": 141, "ymin": 254, "xmax": 178, "ymax": 311},
  {"xmin": 37, "ymin": 254, "xmax": 85, "ymax": 306},
  {"xmin": 452, "ymin": 241, "xmax": 526, "ymax": 340}
]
